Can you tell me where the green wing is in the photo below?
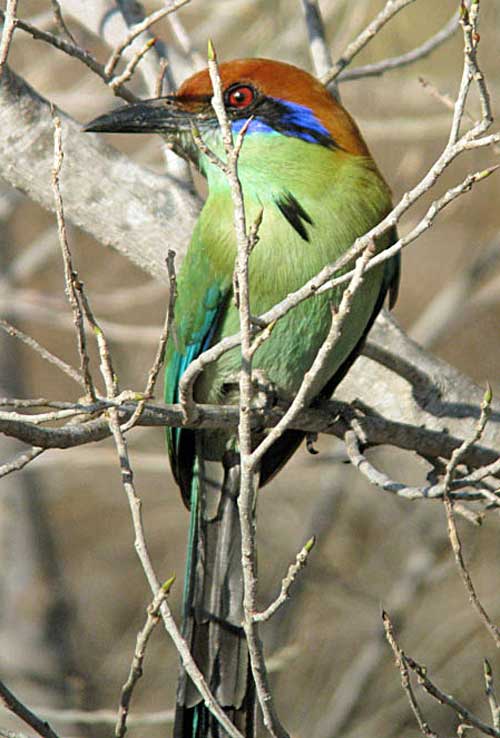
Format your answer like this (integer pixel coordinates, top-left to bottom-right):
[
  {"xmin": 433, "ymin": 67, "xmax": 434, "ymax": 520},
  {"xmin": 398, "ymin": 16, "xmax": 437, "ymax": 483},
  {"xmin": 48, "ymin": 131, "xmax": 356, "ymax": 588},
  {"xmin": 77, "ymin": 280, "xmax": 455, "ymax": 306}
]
[{"xmin": 165, "ymin": 282, "xmax": 228, "ymax": 505}]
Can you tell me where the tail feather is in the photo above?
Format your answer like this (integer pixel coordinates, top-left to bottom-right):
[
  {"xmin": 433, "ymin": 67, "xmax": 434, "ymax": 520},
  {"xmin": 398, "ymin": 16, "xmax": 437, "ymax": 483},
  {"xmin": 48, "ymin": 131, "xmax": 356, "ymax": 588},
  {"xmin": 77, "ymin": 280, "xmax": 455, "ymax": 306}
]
[{"xmin": 175, "ymin": 452, "xmax": 255, "ymax": 738}]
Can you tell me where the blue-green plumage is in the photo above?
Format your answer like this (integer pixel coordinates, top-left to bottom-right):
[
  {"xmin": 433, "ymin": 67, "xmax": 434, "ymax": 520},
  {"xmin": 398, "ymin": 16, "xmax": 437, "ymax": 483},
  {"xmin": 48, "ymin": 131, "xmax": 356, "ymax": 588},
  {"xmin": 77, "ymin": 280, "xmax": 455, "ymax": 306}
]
[
  {"xmin": 165, "ymin": 132, "xmax": 397, "ymax": 499},
  {"xmin": 85, "ymin": 58, "xmax": 400, "ymax": 738},
  {"xmin": 164, "ymin": 124, "xmax": 398, "ymax": 738}
]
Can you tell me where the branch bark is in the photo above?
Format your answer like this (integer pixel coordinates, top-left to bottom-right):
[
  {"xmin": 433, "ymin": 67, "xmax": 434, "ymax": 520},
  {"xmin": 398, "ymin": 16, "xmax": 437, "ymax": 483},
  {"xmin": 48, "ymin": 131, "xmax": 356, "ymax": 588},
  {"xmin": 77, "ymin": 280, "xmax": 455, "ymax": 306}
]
[{"xmin": 0, "ymin": 65, "xmax": 198, "ymax": 283}]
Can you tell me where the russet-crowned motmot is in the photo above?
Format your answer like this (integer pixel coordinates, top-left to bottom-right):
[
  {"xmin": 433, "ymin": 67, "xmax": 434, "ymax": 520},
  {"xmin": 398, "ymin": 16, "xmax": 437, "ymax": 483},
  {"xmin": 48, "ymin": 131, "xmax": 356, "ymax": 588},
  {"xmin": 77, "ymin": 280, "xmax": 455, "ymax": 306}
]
[{"xmin": 86, "ymin": 58, "xmax": 399, "ymax": 738}]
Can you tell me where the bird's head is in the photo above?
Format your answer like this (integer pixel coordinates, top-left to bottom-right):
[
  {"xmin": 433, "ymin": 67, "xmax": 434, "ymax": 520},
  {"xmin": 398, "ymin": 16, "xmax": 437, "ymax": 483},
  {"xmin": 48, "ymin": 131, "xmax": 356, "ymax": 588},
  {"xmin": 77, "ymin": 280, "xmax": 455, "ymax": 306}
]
[{"xmin": 85, "ymin": 58, "xmax": 370, "ymax": 168}]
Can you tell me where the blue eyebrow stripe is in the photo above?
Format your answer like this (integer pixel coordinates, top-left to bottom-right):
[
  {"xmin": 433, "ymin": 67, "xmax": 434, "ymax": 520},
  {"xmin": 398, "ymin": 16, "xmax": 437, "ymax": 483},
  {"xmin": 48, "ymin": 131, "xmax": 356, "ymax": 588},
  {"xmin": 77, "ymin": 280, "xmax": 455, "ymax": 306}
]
[
  {"xmin": 231, "ymin": 98, "xmax": 335, "ymax": 148},
  {"xmin": 274, "ymin": 98, "xmax": 331, "ymax": 139},
  {"xmin": 232, "ymin": 118, "xmax": 276, "ymax": 135}
]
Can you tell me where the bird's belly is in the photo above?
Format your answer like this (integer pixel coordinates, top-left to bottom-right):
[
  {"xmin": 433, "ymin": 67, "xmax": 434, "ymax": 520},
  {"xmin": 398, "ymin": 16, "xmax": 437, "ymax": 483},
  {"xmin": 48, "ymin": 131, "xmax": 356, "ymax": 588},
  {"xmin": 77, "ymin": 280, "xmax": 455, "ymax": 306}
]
[{"xmin": 194, "ymin": 260, "xmax": 383, "ymax": 407}]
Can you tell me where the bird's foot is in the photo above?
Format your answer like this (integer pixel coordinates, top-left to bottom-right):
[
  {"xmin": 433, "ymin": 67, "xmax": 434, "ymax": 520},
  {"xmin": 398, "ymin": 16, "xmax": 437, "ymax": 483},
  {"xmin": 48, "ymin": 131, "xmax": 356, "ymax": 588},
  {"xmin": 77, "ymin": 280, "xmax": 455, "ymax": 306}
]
[
  {"xmin": 250, "ymin": 369, "xmax": 278, "ymax": 411},
  {"xmin": 221, "ymin": 370, "xmax": 278, "ymax": 411}
]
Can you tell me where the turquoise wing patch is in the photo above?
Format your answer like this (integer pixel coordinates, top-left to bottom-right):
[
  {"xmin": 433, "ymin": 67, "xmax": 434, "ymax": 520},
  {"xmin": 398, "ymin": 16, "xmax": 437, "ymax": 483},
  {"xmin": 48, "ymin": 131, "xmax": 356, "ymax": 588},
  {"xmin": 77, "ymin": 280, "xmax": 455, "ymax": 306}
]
[{"xmin": 164, "ymin": 284, "xmax": 227, "ymax": 503}]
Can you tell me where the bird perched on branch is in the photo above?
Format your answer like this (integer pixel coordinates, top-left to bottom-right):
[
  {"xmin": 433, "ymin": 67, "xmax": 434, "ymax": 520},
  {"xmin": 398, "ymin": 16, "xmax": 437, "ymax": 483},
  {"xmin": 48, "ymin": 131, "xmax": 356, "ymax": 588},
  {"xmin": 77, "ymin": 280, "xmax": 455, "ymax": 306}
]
[{"xmin": 86, "ymin": 57, "xmax": 399, "ymax": 738}]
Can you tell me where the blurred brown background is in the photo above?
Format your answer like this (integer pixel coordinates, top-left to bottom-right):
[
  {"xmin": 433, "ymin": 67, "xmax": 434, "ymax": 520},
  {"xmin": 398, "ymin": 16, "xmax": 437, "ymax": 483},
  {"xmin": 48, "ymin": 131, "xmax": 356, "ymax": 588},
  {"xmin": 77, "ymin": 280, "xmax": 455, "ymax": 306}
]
[{"xmin": 1, "ymin": 1, "xmax": 500, "ymax": 737}]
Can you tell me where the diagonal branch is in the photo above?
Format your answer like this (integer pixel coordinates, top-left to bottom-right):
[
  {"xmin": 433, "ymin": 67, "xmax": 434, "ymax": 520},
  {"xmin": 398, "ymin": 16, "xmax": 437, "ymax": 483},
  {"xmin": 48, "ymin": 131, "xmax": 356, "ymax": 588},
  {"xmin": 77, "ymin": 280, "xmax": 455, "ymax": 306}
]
[
  {"xmin": 0, "ymin": 680, "xmax": 60, "ymax": 738},
  {"xmin": 338, "ymin": 11, "xmax": 459, "ymax": 82},
  {"xmin": 322, "ymin": 0, "xmax": 416, "ymax": 85}
]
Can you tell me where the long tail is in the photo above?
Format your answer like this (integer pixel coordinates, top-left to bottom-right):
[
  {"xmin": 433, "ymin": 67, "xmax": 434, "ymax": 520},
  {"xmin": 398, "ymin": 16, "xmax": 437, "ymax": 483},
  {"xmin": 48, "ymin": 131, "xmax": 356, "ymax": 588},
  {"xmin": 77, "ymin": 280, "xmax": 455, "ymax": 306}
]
[{"xmin": 174, "ymin": 450, "xmax": 255, "ymax": 738}]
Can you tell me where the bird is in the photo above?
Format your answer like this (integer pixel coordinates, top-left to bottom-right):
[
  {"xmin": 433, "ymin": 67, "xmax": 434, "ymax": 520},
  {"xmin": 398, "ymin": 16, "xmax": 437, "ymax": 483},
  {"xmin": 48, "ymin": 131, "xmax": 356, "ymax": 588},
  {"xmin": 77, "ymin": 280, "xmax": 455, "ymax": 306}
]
[{"xmin": 85, "ymin": 57, "xmax": 400, "ymax": 738}]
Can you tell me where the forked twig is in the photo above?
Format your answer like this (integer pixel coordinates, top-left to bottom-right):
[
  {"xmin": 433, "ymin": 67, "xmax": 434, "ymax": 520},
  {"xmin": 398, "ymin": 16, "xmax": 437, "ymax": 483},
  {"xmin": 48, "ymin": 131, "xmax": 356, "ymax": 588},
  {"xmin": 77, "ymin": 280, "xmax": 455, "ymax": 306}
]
[
  {"xmin": 383, "ymin": 611, "xmax": 439, "ymax": 738},
  {"xmin": 442, "ymin": 385, "xmax": 500, "ymax": 648}
]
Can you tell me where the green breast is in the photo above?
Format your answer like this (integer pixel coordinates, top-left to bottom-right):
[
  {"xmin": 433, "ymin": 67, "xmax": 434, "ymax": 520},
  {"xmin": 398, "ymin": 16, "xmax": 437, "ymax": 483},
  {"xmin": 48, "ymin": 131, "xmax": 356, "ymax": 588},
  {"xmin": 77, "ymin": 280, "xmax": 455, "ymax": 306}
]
[{"xmin": 192, "ymin": 141, "xmax": 392, "ymax": 404}]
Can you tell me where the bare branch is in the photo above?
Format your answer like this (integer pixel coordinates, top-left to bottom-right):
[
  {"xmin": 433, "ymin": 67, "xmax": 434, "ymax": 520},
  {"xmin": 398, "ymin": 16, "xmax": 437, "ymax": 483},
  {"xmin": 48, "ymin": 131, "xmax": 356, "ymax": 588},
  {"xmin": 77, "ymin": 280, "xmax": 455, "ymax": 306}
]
[
  {"xmin": 484, "ymin": 660, "xmax": 500, "ymax": 732},
  {"xmin": 405, "ymin": 655, "xmax": 500, "ymax": 738},
  {"xmin": 253, "ymin": 537, "xmax": 315, "ymax": 623},
  {"xmin": 442, "ymin": 385, "xmax": 500, "ymax": 648},
  {"xmin": 322, "ymin": 0, "xmax": 416, "ymax": 85},
  {"xmin": 104, "ymin": 0, "xmax": 191, "ymax": 77},
  {"xmin": 143, "ymin": 250, "xmax": 177, "ymax": 400},
  {"xmin": 52, "ymin": 112, "xmax": 96, "ymax": 401},
  {"xmin": 0, "ymin": 679, "xmax": 60, "ymax": 738},
  {"xmin": 251, "ymin": 242, "xmax": 377, "ymax": 468},
  {"xmin": 207, "ymin": 42, "xmax": 288, "ymax": 738},
  {"xmin": 108, "ymin": 37, "xmax": 157, "ymax": 90},
  {"xmin": 115, "ymin": 582, "xmax": 173, "ymax": 738},
  {"xmin": 3, "ymin": 389, "xmax": 500, "ymax": 488},
  {"xmin": 338, "ymin": 11, "xmax": 459, "ymax": 82},
  {"xmin": 121, "ymin": 250, "xmax": 177, "ymax": 432},
  {"xmin": 0, "ymin": 0, "xmax": 19, "ymax": 74},
  {"xmin": 383, "ymin": 611, "xmax": 439, "ymax": 738},
  {"xmin": 104, "ymin": 392, "xmax": 245, "ymax": 738},
  {"xmin": 64, "ymin": 238, "xmax": 244, "ymax": 738},
  {"xmin": 0, "ymin": 64, "xmax": 198, "ymax": 281},
  {"xmin": 49, "ymin": 0, "xmax": 77, "ymax": 43},
  {"xmin": 0, "ymin": 10, "xmax": 136, "ymax": 103},
  {"xmin": 300, "ymin": 0, "xmax": 333, "ymax": 81},
  {"xmin": 344, "ymin": 425, "xmax": 497, "ymax": 509},
  {"xmin": 0, "ymin": 319, "xmax": 84, "ymax": 388},
  {"xmin": 0, "ymin": 445, "xmax": 44, "ymax": 480}
]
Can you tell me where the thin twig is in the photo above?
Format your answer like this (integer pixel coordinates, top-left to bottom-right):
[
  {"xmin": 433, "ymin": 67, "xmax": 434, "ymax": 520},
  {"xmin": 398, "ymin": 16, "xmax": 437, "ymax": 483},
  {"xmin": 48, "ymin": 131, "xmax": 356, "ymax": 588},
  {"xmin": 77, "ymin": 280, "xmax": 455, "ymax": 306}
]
[
  {"xmin": 51, "ymin": 112, "xmax": 96, "ymax": 401},
  {"xmin": 207, "ymin": 41, "xmax": 288, "ymax": 738},
  {"xmin": 322, "ymin": 0, "xmax": 416, "ymax": 85},
  {"xmin": 0, "ymin": 679, "xmax": 60, "ymax": 738},
  {"xmin": 0, "ymin": 11, "xmax": 138, "ymax": 102},
  {"xmin": 0, "ymin": 445, "xmax": 44, "ymax": 479},
  {"xmin": 72, "ymin": 252, "xmax": 244, "ymax": 738},
  {"xmin": 253, "ymin": 537, "xmax": 315, "ymax": 622},
  {"xmin": 121, "ymin": 250, "xmax": 177, "ymax": 431},
  {"xmin": 251, "ymin": 241, "xmax": 376, "ymax": 467},
  {"xmin": 106, "ymin": 410, "xmax": 244, "ymax": 738},
  {"xmin": 109, "ymin": 37, "xmax": 157, "ymax": 90},
  {"xmin": 419, "ymin": 75, "xmax": 474, "ymax": 124},
  {"xmin": 0, "ymin": 319, "xmax": 85, "ymax": 388},
  {"xmin": 484, "ymin": 660, "xmax": 500, "ymax": 732},
  {"xmin": 382, "ymin": 611, "xmax": 439, "ymax": 738},
  {"xmin": 300, "ymin": 0, "xmax": 334, "ymax": 80},
  {"xmin": 0, "ymin": 0, "xmax": 19, "ymax": 74},
  {"xmin": 104, "ymin": 0, "xmax": 191, "ymax": 77},
  {"xmin": 406, "ymin": 656, "xmax": 500, "ymax": 738},
  {"xmin": 115, "ymin": 581, "xmax": 173, "ymax": 738},
  {"xmin": 49, "ymin": 0, "xmax": 77, "ymax": 43},
  {"xmin": 338, "ymin": 11, "xmax": 459, "ymax": 82},
  {"xmin": 155, "ymin": 58, "xmax": 169, "ymax": 97},
  {"xmin": 144, "ymin": 250, "xmax": 177, "ymax": 400},
  {"xmin": 442, "ymin": 385, "xmax": 500, "ymax": 648},
  {"xmin": 344, "ymin": 428, "xmax": 489, "ymax": 519}
]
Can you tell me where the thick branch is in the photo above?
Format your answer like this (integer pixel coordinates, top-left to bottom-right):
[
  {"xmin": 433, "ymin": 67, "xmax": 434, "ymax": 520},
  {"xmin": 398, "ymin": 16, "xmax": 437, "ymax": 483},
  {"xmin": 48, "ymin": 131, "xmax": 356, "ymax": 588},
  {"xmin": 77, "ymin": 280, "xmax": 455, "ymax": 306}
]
[
  {"xmin": 1, "ymin": 390, "xmax": 500, "ymax": 480},
  {"xmin": 0, "ymin": 63, "xmax": 498, "ymax": 471},
  {"xmin": 0, "ymin": 65, "xmax": 198, "ymax": 282}
]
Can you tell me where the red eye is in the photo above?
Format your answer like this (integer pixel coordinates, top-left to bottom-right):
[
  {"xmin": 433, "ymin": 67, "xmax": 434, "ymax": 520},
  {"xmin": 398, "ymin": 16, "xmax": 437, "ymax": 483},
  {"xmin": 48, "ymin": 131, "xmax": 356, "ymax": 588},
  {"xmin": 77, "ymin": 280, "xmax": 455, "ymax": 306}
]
[{"xmin": 226, "ymin": 85, "xmax": 255, "ymax": 109}]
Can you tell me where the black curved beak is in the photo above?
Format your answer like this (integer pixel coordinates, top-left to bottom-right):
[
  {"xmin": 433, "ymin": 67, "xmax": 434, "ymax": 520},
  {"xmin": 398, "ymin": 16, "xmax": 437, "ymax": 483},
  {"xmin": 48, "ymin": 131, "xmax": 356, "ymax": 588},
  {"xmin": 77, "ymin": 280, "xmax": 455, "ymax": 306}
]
[{"xmin": 83, "ymin": 97, "xmax": 200, "ymax": 136}]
